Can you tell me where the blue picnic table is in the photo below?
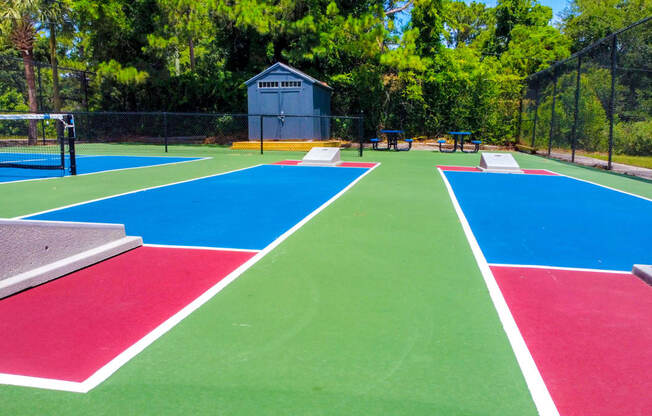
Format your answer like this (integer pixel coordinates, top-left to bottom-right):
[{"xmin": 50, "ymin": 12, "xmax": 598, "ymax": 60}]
[
  {"xmin": 438, "ymin": 131, "xmax": 480, "ymax": 153},
  {"xmin": 373, "ymin": 130, "xmax": 412, "ymax": 151}
]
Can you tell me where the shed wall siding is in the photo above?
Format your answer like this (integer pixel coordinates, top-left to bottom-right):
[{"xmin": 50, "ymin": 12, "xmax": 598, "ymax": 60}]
[{"xmin": 247, "ymin": 65, "xmax": 331, "ymax": 140}]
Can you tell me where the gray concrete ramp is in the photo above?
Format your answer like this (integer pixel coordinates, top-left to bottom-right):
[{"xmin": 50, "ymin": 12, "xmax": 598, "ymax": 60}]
[
  {"xmin": 632, "ymin": 264, "xmax": 652, "ymax": 286},
  {"xmin": 0, "ymin": 219, "xmax": 142, "ymax": 298}
]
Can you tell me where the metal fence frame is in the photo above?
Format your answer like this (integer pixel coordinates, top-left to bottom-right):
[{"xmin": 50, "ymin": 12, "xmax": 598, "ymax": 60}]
[
  {"xmin": 0, "ymin": 55, "xmax": 93, "ymax": 113},
  {"xmin": 518, "ymin": 16, "xmax": 651, "ymax": 170},
  {"xmin": 1, "ymin": 111, "xmax": 366, "ymax": 156}
]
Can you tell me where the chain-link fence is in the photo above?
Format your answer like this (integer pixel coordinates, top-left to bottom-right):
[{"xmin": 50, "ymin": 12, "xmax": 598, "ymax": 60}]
[
  {"xmin": 519, "ymin": 17, "xmax": 651, "ymax": 174},
  {"xmin": 1, "ymin": 111, "xmax": 365, "ymax": 164},
  {"xmin": 70, "ymin": 112, "xmax": 364, "ymax": 156},
  {"xmin": 0, "ymin": 54, "xmax": 92, "ymax": 113}
]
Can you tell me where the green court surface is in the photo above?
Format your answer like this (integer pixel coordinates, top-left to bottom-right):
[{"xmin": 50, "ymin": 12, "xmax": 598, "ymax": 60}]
[{"xmin": 1, "ymin": 146, "xmax": 650, "ymax": 415}]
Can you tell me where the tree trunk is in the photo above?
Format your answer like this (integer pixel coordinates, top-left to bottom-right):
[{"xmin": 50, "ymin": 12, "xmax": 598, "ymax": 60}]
[
  {"xmin": 49, "ymin": 23, "xmax": 62, "ymax": 112},
  {"xmin": 20, "ymin": 49, "xmax": 38, "ymax": 144},
  {"xmin": 189, "ymin": 38, "xmax": 195, "ymax": 71},
  {"xmin": 49, "ymin": 23, "xmax": 64, "ymax": 141}
]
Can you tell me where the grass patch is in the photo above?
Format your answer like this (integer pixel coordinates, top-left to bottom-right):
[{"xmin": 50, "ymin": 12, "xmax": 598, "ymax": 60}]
[{"xmin": 582, "ymin": 152, "xmax": 652, "ymax": 169}]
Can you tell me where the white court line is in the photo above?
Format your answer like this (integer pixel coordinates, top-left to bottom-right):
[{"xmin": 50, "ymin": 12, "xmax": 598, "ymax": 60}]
[
  {"xmin": 0, "ymin": 373, "xmax": 87, "ymax": 393},
  {"xmin": 442, "ymin": 163, "xmax": 651, "ymax": 202},
  {"xmin": 437, "ymin": 168, "xmax": 560, "ymax": 416},
  {"xmin": 0, "ymin": 162, "xmax": 380, "ymax": 393},
  {"xmin": 488, "ymin": 263, "xmax": 632, "ymax": 274},
  {"xmin": 144, "ymin": 243, "xmax": 260, "ymax": 253},
  {"xmin": 14, "ymin": 163, "xmax": 263, "ymax": 219},
  {"xmin": 0, "ymin": 156, "xmax": 211, "ymax": 186},
  {"xmin": 552, "ymin": 171, "xmax": 652, "ymax": 203}
]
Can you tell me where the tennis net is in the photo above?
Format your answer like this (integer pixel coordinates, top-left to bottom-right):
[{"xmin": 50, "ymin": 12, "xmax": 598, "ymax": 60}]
[{"xmin": 0, "ymin": 113, "xmax": 76, "ymax": 174}]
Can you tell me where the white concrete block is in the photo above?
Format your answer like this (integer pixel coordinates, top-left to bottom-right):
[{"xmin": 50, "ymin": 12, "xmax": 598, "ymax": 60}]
[
  {"xmin": 632, "ymin": 264, "xmax": 652, "ymax": 285},
  {"xmin": 0, "ymin": 219, "xmax": 142, "ymax": 298},
  {"xmin": 478, "ymin": 153, "xmax": 523, "ymax": 173},
  {"xmin": 299, "ymin": 147, "xmax": 341, "ymax": 166}
]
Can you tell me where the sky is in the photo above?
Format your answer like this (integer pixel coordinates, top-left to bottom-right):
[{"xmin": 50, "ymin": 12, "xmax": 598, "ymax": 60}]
[{"xmin": 472, "ymin": 0, "xmax": 570, "ymax": 22}]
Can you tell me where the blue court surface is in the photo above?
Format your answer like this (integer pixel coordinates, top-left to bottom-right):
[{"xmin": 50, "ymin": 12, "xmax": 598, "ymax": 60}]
[
  {"xmin": 443, "ymin": 170, "xmax": 652, "ymax": 271},
  {"xmin": 26, "ymin": 164, "xmax": 369, "ymax": 250},
  {"xmin": 0, "ymin": 154, "xmax": 203, "ymax": 183}
]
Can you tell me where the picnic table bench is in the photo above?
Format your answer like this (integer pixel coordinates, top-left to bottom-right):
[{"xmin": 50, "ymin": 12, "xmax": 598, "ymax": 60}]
[{"xmin": 438, "ymin": 132, "xmax": 481, "ymax": 153}]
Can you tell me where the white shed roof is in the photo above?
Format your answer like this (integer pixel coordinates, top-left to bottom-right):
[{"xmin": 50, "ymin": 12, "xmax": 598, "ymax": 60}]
[{"xmin": 244, "ymin": 62, "xmax": 333, "ymax": 90}]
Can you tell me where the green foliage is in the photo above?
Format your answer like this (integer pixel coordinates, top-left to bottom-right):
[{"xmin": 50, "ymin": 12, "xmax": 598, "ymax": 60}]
[
  {"xmin": 561, "ymin": 0, "xmax": 652, "ymax": 51},
  {"xmin": 0, "ymin": 88, "xmax": 28, "ymax": 111},
  {"xmin": 615, "ymin": 120, "xmax": 652, "ymax": 155},
  {"xmin": 0, "ymin": 0, "xmax": 648, "ymax": 151}
]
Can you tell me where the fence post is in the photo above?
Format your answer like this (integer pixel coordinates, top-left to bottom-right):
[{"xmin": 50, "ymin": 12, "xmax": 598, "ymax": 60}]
[
  {"xmin": 571, "ymin": 56, "xmax": 581, "ymax": 162},
  {"xmin": 36, "ymin": 65, "xmax": 47, "ymax": 144},
  {"xmin": 548, "ymin": 69, "xmax": 558, "ymax": 156},
  {"xmin": 608, "ymin": 35, "xmax": 617, "ymax": 170},
  {"xmin": 260, "ymin": 115, "xmax": 264, "ymax": 155},
  {"xmin": 358, "ymin": 111, "xmax": 364, "ymax": 157},
  {"xmin": 163, "ymin": 112, "xmax": 168, "ymax": 152},
  {"xmin": 517, "ymin": 95, "xmax": 523, "ymax": 146},
  {"xmin": 531, "ymin": 82, "xmax": 539, "ymax": 150},
  {"xmin": 81, "ymin": 72, "xmax": 89, "ymax": 112}
]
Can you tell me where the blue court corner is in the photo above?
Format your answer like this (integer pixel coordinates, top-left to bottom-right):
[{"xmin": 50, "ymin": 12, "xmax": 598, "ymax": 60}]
[{"xmin": 0, "ymin": 154, "xmax": 205, "ymax": 183}]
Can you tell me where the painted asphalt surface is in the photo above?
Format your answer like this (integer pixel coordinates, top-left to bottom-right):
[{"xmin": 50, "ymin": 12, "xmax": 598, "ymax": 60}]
[
  {"xmin": 26, "ymin": 165, "xmax": 369, "ymax": 250},
  {"xmin": 0, "ymin": 154, "xmax": 203, "ymax": 183},
  {"xmin": 442, "ymin": 170, "xmax": 652, "ymax": 271},
  {"xmin": 441, "ymin": 166, "xmax": 652, "ymax": 416},
  {"xmin": 1, "ymin": 163, "xmax": 374, "ymax": 389}
]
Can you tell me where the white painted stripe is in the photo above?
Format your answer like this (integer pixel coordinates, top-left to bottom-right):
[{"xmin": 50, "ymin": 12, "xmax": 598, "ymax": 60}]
[
  {"xmin": 14, "ymin": 164, "xmax": 264, "ymax": 219},
  {"xmin": 143, "ymin": 243, "xmax": 260, "ymax": 253},
  {"xmin": 0, "ymin": 156, "xmax": 211, "ymax": 186},
  {"xmin": 438, "ymin": 168, "xmax": 560, "ymax": 416},
  {"xmin": 1, "ymin": 162, "xmax": 379, "ymax": 393},
  {"xmin": 553, "ymin": 171, "xmax": 652, "ymax": 203},
  {"xmin": 0, "ymin": 373, "xmax": 86, "ymax": 393},
  {"xmin": 488, "ymin": 263, "xmax": 632, "ymax": 274}
]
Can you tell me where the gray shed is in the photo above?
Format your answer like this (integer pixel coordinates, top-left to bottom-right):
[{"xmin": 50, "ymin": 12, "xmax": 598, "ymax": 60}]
[{"xmin": 245, "ymin": 63, "xmax": 332, "ymax": 140}]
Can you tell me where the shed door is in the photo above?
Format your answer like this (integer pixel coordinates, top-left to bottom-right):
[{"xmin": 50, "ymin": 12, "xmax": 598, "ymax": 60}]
[
  {"xmin": 260, "ymin": 91, "xmax": 280, "ymax": 140},
  {"xmin": 279, "ymin": 91, "xmax": 303, "ymax": 140}
]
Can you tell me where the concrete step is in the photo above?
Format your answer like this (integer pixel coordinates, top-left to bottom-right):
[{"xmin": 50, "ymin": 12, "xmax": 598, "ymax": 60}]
[{"xmin": 0, "ymin": 219, "xmax": 142, "ymax": 298}]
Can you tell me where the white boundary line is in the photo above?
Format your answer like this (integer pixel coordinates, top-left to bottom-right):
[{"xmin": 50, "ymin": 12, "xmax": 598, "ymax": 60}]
[
  {"xmin": 437, "ymin": 168, "xmax": 560, "ymax": 416},
  {"xmin": 0, "ymin": 162, "xmax": 380, "ymax": 393},
  {"xmin": 440, "ymin": 164, "xmax": 652, "ymax": 202},
  {"xmin": 0, "ymin": 156, "xmax": 210, "ymax": 186},
  {"xmin": 273, "ymin": 160, "xmax": 380, "ymax": 169},
  {"xmin": 552, "ymin": 171, "xmax": 652, "ymax": 203},
  {"xmin": 0, "ymin": 373, "xmax": 87, "ymax": 393},
  {"xmin": 144, "ymin": 243, "xmax": 260, "ymax": 253},
  {"xmin": 14, "ymin": 164, "xmax": 264, "ymax": 219},
  {"xmin": 488, "ymin": 263, "xmax": 632, "ymax": 274}
]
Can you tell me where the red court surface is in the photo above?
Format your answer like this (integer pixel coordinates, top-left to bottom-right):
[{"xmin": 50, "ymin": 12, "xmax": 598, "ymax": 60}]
[
  {"xmin": 272, "ymin": 160, "xmax": 378, "ymax": 168},
  {"xmin": 0, "ymin": 246, "xmax": 255, "ymax": 383},
  {"xmin": 437, "ymin": 165, "xmax": 557, "ymax": 175},
  {"xmin": 491, "ymin": 266, "xmax": 652, "ymax": 416},
  {"xmin": 271, "ymin": 160, "xmax": 301, "ymax": 165}
]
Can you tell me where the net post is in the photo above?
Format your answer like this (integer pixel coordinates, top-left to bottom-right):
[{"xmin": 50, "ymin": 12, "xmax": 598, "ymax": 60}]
[
  {"xmin": 358, "ymin": 111, "xmax": 364, "ymax": 157},
  {"xmin": 163, "ymin": 112, "xmax": 168, "ymax": 153},
  {"xmin": 571, "ymin": 56, "xmax": 581, "ymax": 162},
  {"xmin": 548, "ymin": 69, "xmax": 558, "ymax": 157},
  {"xmin": 607, "ymin": 34, "xmax": 617, "ymax": 170},
  {"xmin": 260, "ymin": 115, "xmax": 264, "ymax": 155},
  {"xmin": 59, "ymin": 115, "xmax": 66, "ymax": 171},
  {"xmin": 67, "ymin": 115, "xmax": 77, "ymax": 175}
]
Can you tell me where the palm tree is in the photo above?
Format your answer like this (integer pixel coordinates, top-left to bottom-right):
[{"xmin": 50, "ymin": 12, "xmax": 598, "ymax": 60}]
[
  {"xmin": 1, "ymin": 0, "xmax": 40, "ymax": 144},
  {"xmin": 40, "ymin": 0, "xmax": 71, "ymax": 116}
]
